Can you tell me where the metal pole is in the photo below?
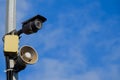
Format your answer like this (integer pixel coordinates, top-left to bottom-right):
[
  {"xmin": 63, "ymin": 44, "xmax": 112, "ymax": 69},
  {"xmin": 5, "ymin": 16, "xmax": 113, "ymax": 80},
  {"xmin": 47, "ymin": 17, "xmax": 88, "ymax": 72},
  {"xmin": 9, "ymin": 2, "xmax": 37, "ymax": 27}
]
[
  {"xmin": 5, "ymin": 0, "xmax": 18, "ymax": 80},
  {"xmin": 6, "ymin": 0, "xmax": 16, "ymax": 33}
]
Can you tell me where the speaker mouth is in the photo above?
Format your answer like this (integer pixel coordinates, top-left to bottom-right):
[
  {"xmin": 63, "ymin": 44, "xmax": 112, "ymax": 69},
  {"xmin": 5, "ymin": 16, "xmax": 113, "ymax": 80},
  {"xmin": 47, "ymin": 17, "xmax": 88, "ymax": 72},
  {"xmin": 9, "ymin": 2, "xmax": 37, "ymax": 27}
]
[
  {"xmin": 19, "ymin": 46, "xmax": 38, "ymax": 64},
  {"xmin": 24, "ymin": 52, "xmax": 33, "ymax": 59}
]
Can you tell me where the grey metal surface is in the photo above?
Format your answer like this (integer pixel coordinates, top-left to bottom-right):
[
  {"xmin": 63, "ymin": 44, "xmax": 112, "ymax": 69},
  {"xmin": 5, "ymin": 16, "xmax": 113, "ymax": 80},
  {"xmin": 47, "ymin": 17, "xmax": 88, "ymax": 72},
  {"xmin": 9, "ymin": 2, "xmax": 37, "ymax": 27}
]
[{"xmin": 6, "ymin": 0, "xmax": 16, "ymax": 33}]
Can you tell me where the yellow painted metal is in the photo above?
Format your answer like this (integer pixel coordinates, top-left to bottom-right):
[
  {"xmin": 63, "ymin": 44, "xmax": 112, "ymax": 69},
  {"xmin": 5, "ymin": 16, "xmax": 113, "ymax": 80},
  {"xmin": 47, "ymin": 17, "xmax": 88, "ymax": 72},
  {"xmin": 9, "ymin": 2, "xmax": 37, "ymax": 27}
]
[{"xmin": 4, "ymin": 35, "xmax": 19, "ymax": 56}]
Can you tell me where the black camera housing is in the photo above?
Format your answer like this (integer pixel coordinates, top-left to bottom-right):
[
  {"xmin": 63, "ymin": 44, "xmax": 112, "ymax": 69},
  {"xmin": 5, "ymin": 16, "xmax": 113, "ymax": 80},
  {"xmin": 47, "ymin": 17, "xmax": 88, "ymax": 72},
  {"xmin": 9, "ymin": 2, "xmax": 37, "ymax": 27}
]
[{"xmin": 19, "ymin": 15, "xmax": 47, "ymax": 35}]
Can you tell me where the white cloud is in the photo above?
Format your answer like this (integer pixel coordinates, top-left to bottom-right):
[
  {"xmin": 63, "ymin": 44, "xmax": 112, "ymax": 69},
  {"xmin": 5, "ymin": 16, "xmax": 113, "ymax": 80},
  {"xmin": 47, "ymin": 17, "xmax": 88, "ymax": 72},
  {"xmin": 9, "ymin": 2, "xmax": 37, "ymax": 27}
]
[
  {"xmin": 72, "ymin": 71, "xmax": 101, "ymax": 80},
  {"xmin": 99, "ymin": 65, "xmax": 120, "ymax": 80},
  {"xmin": 20, "ymin": 58, "xmax": 86, "ymax": 80},
  {"xmin": 18, "ymin": 1, "xmax": 119, "ymax": 80},
  {"xmin": 20, "ymin": 61, "xmax": 120, "ymax": 80}
]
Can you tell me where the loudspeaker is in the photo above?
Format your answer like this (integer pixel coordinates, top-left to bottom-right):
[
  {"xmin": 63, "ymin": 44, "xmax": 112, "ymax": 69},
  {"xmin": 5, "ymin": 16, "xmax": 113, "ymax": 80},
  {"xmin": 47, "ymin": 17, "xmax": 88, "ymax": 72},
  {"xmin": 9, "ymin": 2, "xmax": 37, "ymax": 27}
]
[
  {"xmin": 14, "ymin": 46, "xmax": 38, "ymax": 72},
  {"xmin": 18, "ymin": 46, "xmax": 38, "ymax": 64}
]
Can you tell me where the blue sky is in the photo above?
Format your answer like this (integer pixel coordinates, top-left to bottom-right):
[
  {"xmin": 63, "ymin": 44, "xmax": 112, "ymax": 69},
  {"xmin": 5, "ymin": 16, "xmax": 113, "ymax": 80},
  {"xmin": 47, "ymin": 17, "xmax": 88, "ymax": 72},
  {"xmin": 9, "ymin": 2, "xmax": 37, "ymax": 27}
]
[{"xmin": 0, "ymin": 0, "xmax": 120, "ymax": 80}]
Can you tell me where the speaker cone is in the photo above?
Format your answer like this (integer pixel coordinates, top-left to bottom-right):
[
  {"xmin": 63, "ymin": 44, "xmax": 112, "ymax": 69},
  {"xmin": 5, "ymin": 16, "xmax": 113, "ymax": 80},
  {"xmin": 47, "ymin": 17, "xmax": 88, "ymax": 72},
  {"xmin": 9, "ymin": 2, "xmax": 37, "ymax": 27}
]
[{"xmin": 19, "ymin": 46, "xmax": 38, "ymax": 64}]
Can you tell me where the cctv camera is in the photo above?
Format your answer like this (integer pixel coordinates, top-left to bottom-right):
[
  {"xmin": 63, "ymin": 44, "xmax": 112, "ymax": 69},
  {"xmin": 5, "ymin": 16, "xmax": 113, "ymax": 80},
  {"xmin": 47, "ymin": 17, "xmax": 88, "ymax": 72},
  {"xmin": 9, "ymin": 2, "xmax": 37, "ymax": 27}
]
[{"xmin": 17, "ymin": 15, "xmax": 47, "ymax": 35}]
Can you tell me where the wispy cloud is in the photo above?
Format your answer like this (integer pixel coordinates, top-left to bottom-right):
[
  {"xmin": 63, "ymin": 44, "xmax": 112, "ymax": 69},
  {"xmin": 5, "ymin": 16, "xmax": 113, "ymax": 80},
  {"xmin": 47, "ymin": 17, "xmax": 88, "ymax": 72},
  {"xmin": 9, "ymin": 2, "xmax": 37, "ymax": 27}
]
[{"xmin": 18, "ymin": 1, "xmax": 120, "ymax": 80}]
